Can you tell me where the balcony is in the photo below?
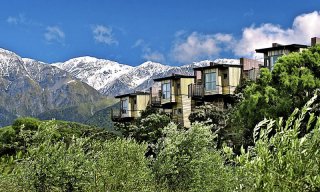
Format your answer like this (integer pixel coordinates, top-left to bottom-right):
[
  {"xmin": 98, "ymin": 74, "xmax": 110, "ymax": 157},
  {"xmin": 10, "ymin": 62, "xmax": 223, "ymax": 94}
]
[
  {"xmin": 111, "ymin": 109, "xmax": 134, "ymax": 122},
  {"xmin": 188, "ymin": 84, "xmax": 204, "ymax": 98},
  {"xmin": 188, "ymin": 84, "xmax": 237, "ymax": 98},
  {"xmin": 151, "ymin": 96, "xmax": 161, "ymax": 107}
]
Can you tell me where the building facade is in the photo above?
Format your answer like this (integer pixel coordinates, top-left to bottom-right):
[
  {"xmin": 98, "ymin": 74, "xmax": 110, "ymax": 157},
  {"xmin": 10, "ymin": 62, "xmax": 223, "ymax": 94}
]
[
  {"xmin": 112, "ymin": 37, "xmax": 320, "ymax": 127},
  {"xmin": 152, "ymin": 74, "xmax": 195, "ymax": 127},
  {"xmin": 188, "ymin": 62, "xmax": 242, "ymax": 109},
  {"xmin": 256, "ymin": 43, "xmax": 308, "ymax": 71},
  {"xmin": 111, "ymin": 91, "xmax": 150, "ymax": 122}
]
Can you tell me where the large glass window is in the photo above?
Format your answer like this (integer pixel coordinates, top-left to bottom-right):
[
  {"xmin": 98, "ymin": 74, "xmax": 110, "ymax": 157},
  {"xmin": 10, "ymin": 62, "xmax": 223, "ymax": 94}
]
[
  {"xmin": 121, "ymin": 99, "xmax": 128, "ymax": 114},
  {"xmin": 162, "ymin": 82, "xmax": 171, "ymax": 99},
  {"xmin": 205, "ymin": 72, "xmax": 216, "ymax": 91},
  {"xmin": 270, "ymin": 55, "xmax": 280, "ymax": 70}
]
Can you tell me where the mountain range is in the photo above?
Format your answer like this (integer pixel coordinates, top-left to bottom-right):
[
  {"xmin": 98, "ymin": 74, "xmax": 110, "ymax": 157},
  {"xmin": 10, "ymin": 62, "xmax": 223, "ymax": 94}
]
[
  {"xmin": 0, "ymin": 47, "xmax": 240, "ymax": 127},
  {"xmin": 53, "ymin": 57, "xmax": 240, "ymax": 96}
]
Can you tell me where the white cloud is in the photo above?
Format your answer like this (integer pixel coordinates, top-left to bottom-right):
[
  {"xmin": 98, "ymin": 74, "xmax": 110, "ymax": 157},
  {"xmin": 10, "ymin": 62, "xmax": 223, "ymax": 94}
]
[
  {"xmin": 6, "ymin": 14, "xmax": 41, "ymax": 27},
  {"xmin": 132, "ymin": 39, "xmax": 165, "ymax": 63},
  {"xmin": 92, "ymin": 25, "xmax": 118, "ymax": 45},
  {"xmin": 44, "ymin": 26, "xmax": 65, "ymax": 43},
  {"xmin": 234, "ymin": 11, "xmax": 320, "ymax": 58},
  {"xmin": 143, "ymin": 51, "xmax": 165, "ymax": 63},
  {"xmin": 6, "ymin": 14, "xmax": 27, "ymax": 25},
  {"xmin": 170, "ymin": 11, "xmax": 320, "ymax": 63},
  {"xmin": 171, "ymin": 32, "xmax": 234, "ymax": 63}
]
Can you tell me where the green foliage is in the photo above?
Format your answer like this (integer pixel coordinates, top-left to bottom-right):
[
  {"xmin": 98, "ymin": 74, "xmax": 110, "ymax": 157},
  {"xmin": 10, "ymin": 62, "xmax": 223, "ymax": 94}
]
[
  {"xmin": 232, "ymin": 45, "xmax": 320, "ymax": 148},
  {"xmin": 90, "ymin": 138, "xmax": 155, "ymax": 192},
  {"xmin": 12, "ymin": 117, "xmax": 40, "ymax": 132},
  {"xmin": 0, "ymin": 118, "xmax": 116, "ymax": 158},
  {"xmin": 235, "ymin": 94, "xmax": 320, "ymax": 191},
  {"xmin": 189, "ymin": 104, "xmax": 227, "ymax": 127},
  {"xmin": 154, "ymin": 122, "xmax": 237, "ymax": 192},
  {"xmin": 115, "ymin": 107, "xmax": 171, "ymax": 145},
  {"xmin": 0, "ymin": 121, "xmax": 155, "ymax": 192},
  {"xmin": 189, "ymin": 104, "xmax": 232, "ymax": 148}
]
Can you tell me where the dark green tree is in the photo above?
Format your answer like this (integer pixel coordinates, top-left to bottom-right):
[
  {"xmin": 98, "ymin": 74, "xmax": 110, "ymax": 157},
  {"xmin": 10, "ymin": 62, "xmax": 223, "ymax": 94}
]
[
  {"xmin": 234, "ymin": 94, "xmax": 320, "ymax": 191},
  {"xmin": 232, "ymin": 45, "xmax": 320, "ymax": 148},
  {"xmin": 154, "ymin": 122, "xmax": 237, "ymax": 192},
  {"xmin": 115, "ymin": 106, "xmax": 171, "ymax": 144}
]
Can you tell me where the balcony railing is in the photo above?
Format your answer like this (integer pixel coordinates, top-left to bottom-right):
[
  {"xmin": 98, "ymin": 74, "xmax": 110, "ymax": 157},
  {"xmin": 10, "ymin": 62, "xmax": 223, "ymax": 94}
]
[
  {"xmin": 111, "ymin": 108, "xmax": 147, "ymax": 121},
  {"xmin": 188, "ymin": 84, "xmax": 204, "ymax": 98},
  {"xmin": 188, "ymin": 84, "xmax": 237, "ymax": 98},
  {"xmin": 151, "ymin": 94, "xmax": 176, "ymax": 106},
  {"xmin": 151, "ymin": 96, "xmax": 161, "ymax": 106},
  {"xmin": 111, "ymin": 109, "xmax": 126, "ymax": 121}
]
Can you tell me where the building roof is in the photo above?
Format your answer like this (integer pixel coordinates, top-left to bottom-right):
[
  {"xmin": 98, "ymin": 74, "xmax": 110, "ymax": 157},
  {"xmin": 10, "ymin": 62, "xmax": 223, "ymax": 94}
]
[
  {"xmin": 255, "ymin": 44, "xmax": 308, "ymax": 53},
  {"xmin": 153, "ymin": 74, "xmax": 195, "ymax": 81},
  {"xmin": 193, "ymin": 63, "xmax": 242, "ymax": 71},
  {"xmin": 115, "ymin": 91, "xmax": 150, "ymax": 98}
]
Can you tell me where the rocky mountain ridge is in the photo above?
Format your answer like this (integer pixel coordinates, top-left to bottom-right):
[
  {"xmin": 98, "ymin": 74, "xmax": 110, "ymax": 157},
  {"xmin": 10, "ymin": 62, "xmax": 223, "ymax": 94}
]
[
  {"xmin": 0, "ymin": 47, "xmax": 240, "ymax": 127},
  {"xmin": 0, "ymin": 48, "xmax": 106, "ymax": 127},
  {"xmin": 53, "ymin": 57, "xmax": 240, "ymax": 96}
]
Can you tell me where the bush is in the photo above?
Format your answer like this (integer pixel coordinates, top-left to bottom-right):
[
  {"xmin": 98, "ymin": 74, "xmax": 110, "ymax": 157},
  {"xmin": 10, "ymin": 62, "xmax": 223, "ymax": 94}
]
[
  {"xmin": 154, "ymin": 122, "xmax": 237, "ymax": 192},
  {"xmin": 2, "ymin": 122, "xmax": 156, "ymax": 192},
  {"xmin": 235, "ymin": 94, "xmax": 320, "ymax": 191},
  {"xmin": 12, "ymin": 117, "xmax": 40, "ymax": 132}
]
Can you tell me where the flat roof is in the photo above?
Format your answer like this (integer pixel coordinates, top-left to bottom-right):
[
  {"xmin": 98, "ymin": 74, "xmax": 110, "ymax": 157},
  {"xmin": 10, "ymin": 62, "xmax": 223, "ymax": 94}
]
[
  {"xmin": 115, "ymin": 91, "xmax": 150, "ymax": 98},
  {"xmin": 255, "ymin": 44, "xmax": 308, "ymax": 53},
  {"xmin": 153, "ymin": 74, "xmax": 195, "ymax": 81},
  {"xmin": 193, "ymin": 63, "xmax": 242, "ymax": 70}
]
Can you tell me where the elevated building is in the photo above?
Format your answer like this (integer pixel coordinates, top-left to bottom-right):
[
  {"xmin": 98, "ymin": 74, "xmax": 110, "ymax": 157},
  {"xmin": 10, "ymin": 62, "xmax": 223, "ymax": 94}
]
[
  {"xmin": 152, "ymin": 74, "xmax": 195, "ymax": 127},
  {"xmin": 188, "ymin": 62, "xmax": 242, "ymax": 108},
  {"xmin": 255, "ymin": 37, "xmax": 320, "ymax": 71},
  {"xmin": 111, "ymin": 91, "xmax": 150, "ymax": 122}
]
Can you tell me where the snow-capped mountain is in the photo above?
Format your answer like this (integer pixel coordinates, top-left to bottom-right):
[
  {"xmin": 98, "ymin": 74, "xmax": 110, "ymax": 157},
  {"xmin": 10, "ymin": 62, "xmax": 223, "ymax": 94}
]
[
  {"xmin": 0, "ymin": 48, "xmax": 104, "ymax": 127},
  {"xmin": 52, "ymin": 57, "xmax": 133, "ymax": 90},
  {"xmin": 53, "ymin": 57, "xmax": 240, "ymax": 96},
  {"xmin": 0, "ymin": 47, "xmax": 240, "ymax": 126}
]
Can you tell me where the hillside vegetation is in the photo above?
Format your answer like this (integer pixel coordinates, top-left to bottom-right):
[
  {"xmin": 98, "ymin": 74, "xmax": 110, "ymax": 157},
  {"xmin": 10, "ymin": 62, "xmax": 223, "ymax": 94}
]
[{"xmin": 1, "ymin": 46, "xmax": 320, "ymax": 191}]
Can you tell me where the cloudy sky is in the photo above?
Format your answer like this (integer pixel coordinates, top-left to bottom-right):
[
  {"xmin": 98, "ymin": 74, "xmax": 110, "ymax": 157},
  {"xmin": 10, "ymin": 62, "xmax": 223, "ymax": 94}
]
[{"xmin": 1, "ymin": 0, "xmax": 320, "ymax": 65}]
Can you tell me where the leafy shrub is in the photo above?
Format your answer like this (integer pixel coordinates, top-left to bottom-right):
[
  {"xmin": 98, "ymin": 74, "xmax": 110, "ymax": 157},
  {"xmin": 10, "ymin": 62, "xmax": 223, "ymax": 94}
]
[
  {"xmin": 1, "ymin": 121, "xmax": 156, "ymax": 192},
  {"xmin": 154, "ymin": 122, "xmax": 237, "ymax": 192},
  {"xmin": 234, "ymin": 94, "xmax": 320, "ymax": 191},
  {"xmin": 12, "ymin": 117, "xmax": 40, "ymax": 132},
  {"xmin": 115, "ymin": 107, "xmax": 171, "ymax": 145}
]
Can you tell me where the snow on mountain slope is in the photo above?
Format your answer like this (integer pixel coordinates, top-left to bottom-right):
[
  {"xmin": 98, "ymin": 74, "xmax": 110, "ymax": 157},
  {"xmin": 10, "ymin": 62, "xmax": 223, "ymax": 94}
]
[
  {"xmin": 0, "ymin": 49, "xmax": 104, "ymax": 127},
  {"xmin": 53, "ymin": 57, "xmax": 240, "ymax": 96},
  {"xmin": 98, "ymin": 61, "xmax": 171, "ymax": 95},
  {"xmin": 52, "ymin": 56, "xmax": 133, "ymax": 90}
]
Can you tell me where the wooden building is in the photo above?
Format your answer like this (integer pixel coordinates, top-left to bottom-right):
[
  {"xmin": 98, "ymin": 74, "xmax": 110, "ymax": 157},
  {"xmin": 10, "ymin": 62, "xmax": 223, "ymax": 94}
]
[
  {"xmin": 255, "ymin": 37, "xmax": 320, "ymax": 71},
  {"xmin": 152, "ymin": 74, "xmax": 195, "ymax": 127},
  {"xmin": 255, "ymin": 43, "xmax": 308, "ymax": 71},
  {"xmin": 188, "ymin": 62, "xmax": 242, "ymax": 108},
  {"xmin": 111, "ymin": 91, "xmax": 150, "ymax": 122}
]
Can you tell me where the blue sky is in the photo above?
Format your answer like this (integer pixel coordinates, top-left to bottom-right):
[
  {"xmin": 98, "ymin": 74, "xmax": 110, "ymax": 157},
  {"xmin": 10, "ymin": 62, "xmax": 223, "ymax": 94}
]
[{"xmin": 1, "ymin": 0, "xmax": 320, "ymax": 66}]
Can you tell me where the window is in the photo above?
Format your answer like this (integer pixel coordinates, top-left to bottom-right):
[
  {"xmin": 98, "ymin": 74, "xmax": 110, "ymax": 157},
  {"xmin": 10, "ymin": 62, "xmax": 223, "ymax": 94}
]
[
  {"xmin": 162, "ymin": 81, "xmax": 171, "ymax": 99},
  {"xmin": 269, "ymin": 55, "xmax": 280, "ymax": 70},
  {"xmin": 204, "ymin": 71, "xmax": 216, "ymax": 91},
  {"xmin": 121, "ymin": 99, "xmax": 128, "ymax": 114}
]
